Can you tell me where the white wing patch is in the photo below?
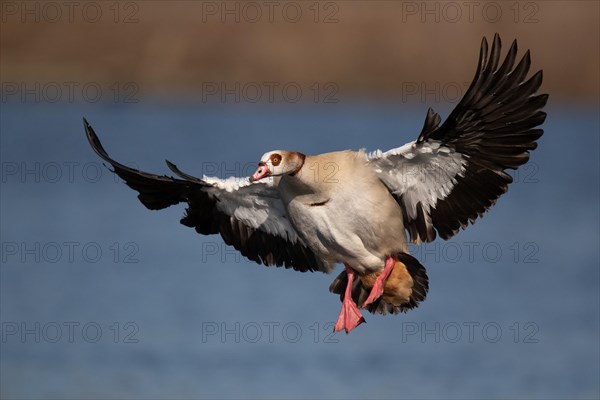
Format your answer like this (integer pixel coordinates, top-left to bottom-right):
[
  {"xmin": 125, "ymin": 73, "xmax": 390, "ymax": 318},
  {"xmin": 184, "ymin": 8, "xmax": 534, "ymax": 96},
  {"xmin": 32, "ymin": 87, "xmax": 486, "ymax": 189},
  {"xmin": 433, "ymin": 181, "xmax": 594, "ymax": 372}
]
[
  {"xmin": 206, "ymin": 179, "xmax": 301, "ymax": 244},
  {"xmin": 202, "ymin": 175, "xmax": 252, "ymax": 192},
  {"xmin": 202, "ymin": 175, "xmax": 277, "ymax": 192},
  {"xmin": 367, "ymin": 140, "xmax": 466, "ymax": 220}
]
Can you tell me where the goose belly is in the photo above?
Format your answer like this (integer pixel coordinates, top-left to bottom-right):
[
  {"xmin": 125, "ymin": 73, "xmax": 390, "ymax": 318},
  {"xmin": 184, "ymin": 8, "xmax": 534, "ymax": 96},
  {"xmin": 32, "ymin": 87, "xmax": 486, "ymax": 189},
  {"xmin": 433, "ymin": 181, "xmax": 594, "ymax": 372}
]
[{"xmin": 285, "ymin": 194, "xmax": 407, "ymax": 275}]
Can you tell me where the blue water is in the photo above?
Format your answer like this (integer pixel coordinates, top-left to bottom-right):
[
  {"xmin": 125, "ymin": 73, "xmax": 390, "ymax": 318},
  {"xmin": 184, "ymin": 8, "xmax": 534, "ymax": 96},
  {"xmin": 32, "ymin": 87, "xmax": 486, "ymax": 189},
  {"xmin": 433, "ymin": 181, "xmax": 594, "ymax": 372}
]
[{"xmin": 1, "ymin": 100, "xmax": 598, "ymax": 399}]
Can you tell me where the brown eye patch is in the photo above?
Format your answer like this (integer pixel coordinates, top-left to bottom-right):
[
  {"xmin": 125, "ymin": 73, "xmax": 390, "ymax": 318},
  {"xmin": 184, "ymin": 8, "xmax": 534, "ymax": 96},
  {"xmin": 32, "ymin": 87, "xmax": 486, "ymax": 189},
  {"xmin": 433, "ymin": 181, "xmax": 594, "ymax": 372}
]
[{"xmin": 270, "ymin": 153, "xmax": 281, "ymax": 166}]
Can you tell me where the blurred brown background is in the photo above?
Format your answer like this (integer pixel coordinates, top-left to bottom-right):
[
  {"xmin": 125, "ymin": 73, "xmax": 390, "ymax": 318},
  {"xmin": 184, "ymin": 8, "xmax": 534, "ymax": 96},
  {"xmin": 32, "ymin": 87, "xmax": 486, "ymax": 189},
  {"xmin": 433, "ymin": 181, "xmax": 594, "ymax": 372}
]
[{"xmin": 1, "ymin": 0, "xmax": 598, "ymax": 101}]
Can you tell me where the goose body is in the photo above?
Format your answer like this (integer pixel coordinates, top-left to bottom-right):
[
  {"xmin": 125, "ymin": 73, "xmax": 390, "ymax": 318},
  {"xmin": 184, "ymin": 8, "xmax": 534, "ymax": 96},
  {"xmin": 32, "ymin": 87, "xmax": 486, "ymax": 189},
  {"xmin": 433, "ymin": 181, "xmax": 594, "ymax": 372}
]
[
  {"xmin": 278, "ymin": 150, "xmax": 408, "ymax": 275},
  {"xmin": 84, "ymin": 34, "xmax": 547, "ymax": 333}
]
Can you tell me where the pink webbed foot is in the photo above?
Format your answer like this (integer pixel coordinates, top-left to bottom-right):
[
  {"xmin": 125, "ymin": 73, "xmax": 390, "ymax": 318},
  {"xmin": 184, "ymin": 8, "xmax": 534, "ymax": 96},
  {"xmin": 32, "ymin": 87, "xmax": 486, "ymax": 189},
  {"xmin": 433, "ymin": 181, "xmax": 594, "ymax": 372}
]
[
  {"xmin": 334, "ymin": 264, "xmax": 366, "ymax": 334},
  {"xmin": 362, "ymin": 256, "xmax": 395, "ymax": 307}
]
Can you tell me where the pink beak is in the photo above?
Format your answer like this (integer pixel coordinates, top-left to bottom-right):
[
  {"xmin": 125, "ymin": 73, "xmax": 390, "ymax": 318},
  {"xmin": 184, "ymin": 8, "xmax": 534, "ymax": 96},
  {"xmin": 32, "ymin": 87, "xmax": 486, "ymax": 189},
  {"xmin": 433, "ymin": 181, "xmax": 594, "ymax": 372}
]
[{"xmin": 250, "ymin": 162, "xmax": 270, "ymax": 182}]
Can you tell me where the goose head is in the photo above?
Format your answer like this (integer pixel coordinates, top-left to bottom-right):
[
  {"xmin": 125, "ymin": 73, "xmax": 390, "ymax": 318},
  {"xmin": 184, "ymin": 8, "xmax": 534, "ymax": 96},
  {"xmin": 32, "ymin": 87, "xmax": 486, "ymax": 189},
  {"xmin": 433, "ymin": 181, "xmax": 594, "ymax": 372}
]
[{"xmin": 250, "ymin": 150, "xmax": 305, "ymax": 182}]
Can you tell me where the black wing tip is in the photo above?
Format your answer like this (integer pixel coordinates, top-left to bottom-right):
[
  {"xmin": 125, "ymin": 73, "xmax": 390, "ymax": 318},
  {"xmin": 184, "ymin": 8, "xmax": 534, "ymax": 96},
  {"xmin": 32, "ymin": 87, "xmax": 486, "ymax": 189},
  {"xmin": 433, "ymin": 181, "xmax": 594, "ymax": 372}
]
[
  {"xmin": 479, "ymin": 36, "xmax": 489, "ymax": 66},
  {"xmin": 521, "ymin": 49, "xmax": 532, "ymax": 67},
  {"xmin": 492, "ymin": 32, "xmax": 501, "ymax": 49},
  {"xmin": 488, "ymin": 32, "xmax": 504, "ymax": 49},
  {"xmin": 482, "ymin": 34, "xmax": 534, "ymax": 74},
  {"xmin": 165, "ymin": 159, "xmax": 206, "ymax": 184},
  {"xmin": 479, "ymin": 33, "xmax": 504, "ymax": 60},
  {"xmin": 417, "ymin": 107, "xmax": 442, "ymax": 142},
  {"xmin": 82, "ymin": 117, "xmax": 112, "ymax": 162},
  {"xmin": 165, "ymin": 159, "xmax": 187, "ymax": 179},
  {"xmin": 82, "ymin": 116, "xmax": 92, "ymax": 136},
  {"xmin": 537, "ymin": 92, "xmax": 550, "ymax": 105},
  {"xmin": 165, "ymin": 159, "xmax": 178, "ymax": 172},
  {"xmin": 83, "ymin": 117, "xmax": 97, "ymax": 144}
]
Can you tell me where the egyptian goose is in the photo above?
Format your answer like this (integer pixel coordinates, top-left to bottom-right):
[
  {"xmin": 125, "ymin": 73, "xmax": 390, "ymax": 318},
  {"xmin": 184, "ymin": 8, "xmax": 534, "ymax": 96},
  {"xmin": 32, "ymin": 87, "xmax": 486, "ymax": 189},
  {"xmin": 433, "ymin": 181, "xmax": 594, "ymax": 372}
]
[{"xmin": 84, "ymin": 34, "xmax": 547, "ymax": 333}]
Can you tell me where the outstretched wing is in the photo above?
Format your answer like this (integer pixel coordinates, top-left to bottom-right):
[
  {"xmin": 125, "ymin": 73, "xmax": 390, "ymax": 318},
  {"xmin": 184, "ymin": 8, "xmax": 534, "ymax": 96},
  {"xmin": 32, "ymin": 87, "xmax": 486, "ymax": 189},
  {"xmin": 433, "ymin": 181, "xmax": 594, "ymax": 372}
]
[
  {"xmin": 84, "ymin": 118, "xmax": 332, "ymax": 273},
  {"xmin": 368, "ymin": 34, "xmax": 548, "ymax": 243}
]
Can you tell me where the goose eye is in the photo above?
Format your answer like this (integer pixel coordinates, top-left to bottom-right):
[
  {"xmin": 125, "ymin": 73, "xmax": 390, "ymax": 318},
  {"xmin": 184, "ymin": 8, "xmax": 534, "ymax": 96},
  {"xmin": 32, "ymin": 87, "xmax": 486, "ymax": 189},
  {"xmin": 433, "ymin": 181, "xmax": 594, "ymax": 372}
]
[{"xmin": 271, "ymin": 155, "xmax": 281, "ymax": 166}]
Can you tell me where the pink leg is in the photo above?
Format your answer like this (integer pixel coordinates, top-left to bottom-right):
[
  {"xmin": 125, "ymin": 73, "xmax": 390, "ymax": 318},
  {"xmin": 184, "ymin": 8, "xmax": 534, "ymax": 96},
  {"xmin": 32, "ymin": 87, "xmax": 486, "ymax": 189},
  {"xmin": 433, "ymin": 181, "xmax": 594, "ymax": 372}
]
[
  {"xmin": 362, "ymin": 256, "xmax": 395, "ymax": 307},
  {"xmin": 334, "ymin": 264, "xmax": 366, "ymax": 334}
]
